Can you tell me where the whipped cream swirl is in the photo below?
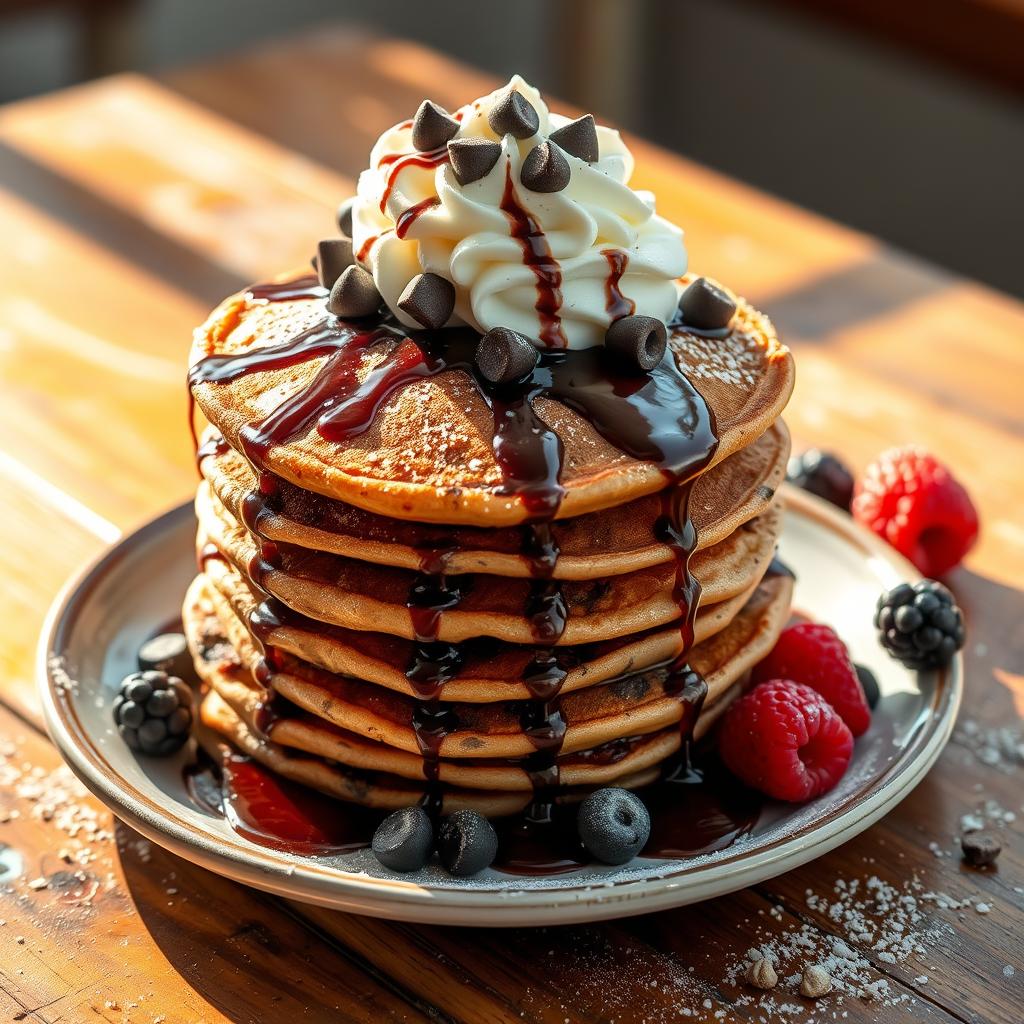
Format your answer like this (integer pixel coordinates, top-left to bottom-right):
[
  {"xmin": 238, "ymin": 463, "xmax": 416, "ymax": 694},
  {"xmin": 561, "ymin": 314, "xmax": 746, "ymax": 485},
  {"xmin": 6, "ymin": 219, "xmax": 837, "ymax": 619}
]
[{"xmin": 350, "ymin": 76, "xmax": 687, "ymax": 350}]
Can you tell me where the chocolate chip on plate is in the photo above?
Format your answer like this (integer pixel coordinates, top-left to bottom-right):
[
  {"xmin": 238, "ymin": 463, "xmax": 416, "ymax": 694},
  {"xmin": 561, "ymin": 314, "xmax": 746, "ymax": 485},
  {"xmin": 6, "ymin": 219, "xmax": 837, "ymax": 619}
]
[
  {"xmin": 488, "ymin": 89, "xmax": 539, "ymax": 139},
  {"xmin": 961, "ymin": 830, "xmax": 1001, "ymax": 867},
  {"xmin": 678, "ymin": 277, "xmax": 737, "ymax": 331},
  {"xmin": 372, "ymin": 806, "xmax": 435, "ymax": 873},
  {"xmin": 577, "ymin": 787, "xmax": 651, "ymax": 865},
  {"xmin": 411, "ymin": 100, "xmax": 460, "ymax": 152},
  {"xmin": 437, "ymin": 809, "xmax": 498, "ymax": 876},
  {"xmin": 316, "ymin": 238, "xmax": 354, "ymax": 290},
  {"xmin": 397, "ymin": 273, "xmax": 456, "ymax": 329},
  {"xmin": 605, "ymin": 315, "xmax": 668, "ymax": 373},
  {"xmin": 475, "ymin": 327, "xmax": 538, "ymax": 383},
  {"xmin": 138, "ymin": 632, "xmax": 194, "ymax": 682},
  {"xmin": 549, "ymin": 114, "xmax": 599, "ymax": 163},
  {"xmin": 327, "ymin": 265, "xmax": 382, "ymax": 318},
  {"xmin": 854, "ymin": 663, "xmax": 881, "ymax": 709},
  {"xmin": 521, "ymin": 142, "xmax": 571, "ymax": 193},
  {"xmin": 448, "ymin": 137, "xmax": 502, "ymax": 186},
  {"xmin": 336, "ymin": 197, "xmax": 356, "ymax": 238}
]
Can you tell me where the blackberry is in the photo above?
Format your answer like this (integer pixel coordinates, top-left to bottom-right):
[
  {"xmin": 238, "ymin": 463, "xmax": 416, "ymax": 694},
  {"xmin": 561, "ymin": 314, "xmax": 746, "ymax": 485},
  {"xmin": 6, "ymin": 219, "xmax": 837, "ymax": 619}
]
[
  {"xmin": 874, "ymin": 580, "xmax": 965, "ymax": 670},
  {"xmin": 787, "ymin": 449, "xmax": 854, "ymax": 511},
  {"xmin": 113, "ymin": 670, "xmax": 193, "ymax": 756}
]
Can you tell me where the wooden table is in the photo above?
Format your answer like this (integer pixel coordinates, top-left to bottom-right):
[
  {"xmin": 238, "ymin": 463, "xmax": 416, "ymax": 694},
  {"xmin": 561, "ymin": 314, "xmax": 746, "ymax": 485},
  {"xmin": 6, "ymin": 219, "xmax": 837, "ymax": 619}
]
[{"xmin": 1, "ymin": 27, "xmax": 1022, "ymax": 1024}]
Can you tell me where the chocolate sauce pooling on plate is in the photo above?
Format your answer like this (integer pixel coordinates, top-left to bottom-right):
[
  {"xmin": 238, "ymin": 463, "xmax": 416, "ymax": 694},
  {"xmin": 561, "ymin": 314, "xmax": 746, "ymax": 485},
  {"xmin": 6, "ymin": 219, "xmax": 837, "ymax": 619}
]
[{"xmin": 186, "ymin": 265, "xmax": 735, "ymax": 873}]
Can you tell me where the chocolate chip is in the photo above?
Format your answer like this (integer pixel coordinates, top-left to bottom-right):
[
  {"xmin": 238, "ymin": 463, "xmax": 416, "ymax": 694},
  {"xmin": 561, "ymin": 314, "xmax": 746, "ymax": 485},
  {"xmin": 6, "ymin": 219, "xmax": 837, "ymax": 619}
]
[
  {"xmin": 448, "ymin": 137, "xmax": 502, "ymax": 186},
  {"xmin": 327, "ymin": 265, "xmax": 381, "ymax": 318},
  {"xmin": 549, "ymin": 114, "xmax": 599, "ymax": 162},
  {"xmin": 316, "ymin": 238, "xmax": 354, "ymax": 289},
  {"xmin": 397, "ymin": 273, "xmax": 455, "ymax": 329},
  {"xmin": 475, "ymin": 327, "xmax": 538, "ymax": 383},
  {"xmin": 521, "ymin": 142, "xmax": 571, "ymax": 193},
  {"xmin": 336, "ymin": 197, "xmax": 356, "ymax": 238},
  {"xmin": 488, "ymin": 89, "xmax": 539, "ymax": 139},
  {"xmin": 961, "ymin": 830, "xmax": 1001, "ymax": 867},
  {"xmin": 678, "ymin": 277, "xmax": 736, "ymax": 331},
  {"xmin": 605, "ymin": 315, "xmax": 667, "ymax": 372},
  {"xmin": 411, "ymin": 100, "xmax": 459, "ymax": 152},
  {"xmin": 138, "ymin": 633, "xmax": 195, "ymax": 682}
]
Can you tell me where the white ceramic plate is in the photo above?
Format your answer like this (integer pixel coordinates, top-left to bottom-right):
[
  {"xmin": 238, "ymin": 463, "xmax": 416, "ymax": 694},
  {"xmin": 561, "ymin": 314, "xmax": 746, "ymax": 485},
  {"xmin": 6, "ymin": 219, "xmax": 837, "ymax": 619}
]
[{"xmin": 39, "ymin": 487, "xmax": 960, "ymax": 926}]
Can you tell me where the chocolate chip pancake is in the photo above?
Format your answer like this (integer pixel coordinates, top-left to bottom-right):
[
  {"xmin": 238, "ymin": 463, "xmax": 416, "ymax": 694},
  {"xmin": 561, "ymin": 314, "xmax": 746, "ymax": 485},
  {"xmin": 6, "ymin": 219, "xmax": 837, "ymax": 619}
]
[
  {"xmin": 197, "ymin": 689, "xmax": 662, "ymax": 817},
  {"xmin": 189, "ymin": 274, "xmax": 793, "ymax": 526},
  {"xmin": 198, "ymin": 418, "xmax": 789, "ymax": 579},
  {"xmin": 197, "ymin": 481, "xmax": 782, "ymax": 645},
  {"xmin": 185, "ymin": 568, "xmax": 791, "ymax": 791},
  {"xmin": 199, "ymin": 553, "xmax": 761, "ymax": 702}
]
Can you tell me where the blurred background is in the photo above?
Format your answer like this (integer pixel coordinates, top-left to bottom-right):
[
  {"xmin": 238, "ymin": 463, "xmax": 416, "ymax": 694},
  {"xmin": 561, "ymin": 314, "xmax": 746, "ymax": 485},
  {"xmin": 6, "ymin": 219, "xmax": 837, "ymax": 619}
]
[{"xmin": 1, "ymin": 0, "xmax": 1021, "ymax": 296}]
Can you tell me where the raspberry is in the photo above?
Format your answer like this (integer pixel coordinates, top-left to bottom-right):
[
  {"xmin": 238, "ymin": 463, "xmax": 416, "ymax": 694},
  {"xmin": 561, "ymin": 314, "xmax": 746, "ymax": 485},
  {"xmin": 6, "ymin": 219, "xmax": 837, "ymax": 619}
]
[
  {"xmin": 719, "ymin": 680, "xmax": 854, "ymax": 802},
  {"xmin": 753, "ymin": 624, "xmax": 871, "ymax": 737},
  {"xmin": 852, "ymin": 447, "xmax": 978, "ymax": 577}
]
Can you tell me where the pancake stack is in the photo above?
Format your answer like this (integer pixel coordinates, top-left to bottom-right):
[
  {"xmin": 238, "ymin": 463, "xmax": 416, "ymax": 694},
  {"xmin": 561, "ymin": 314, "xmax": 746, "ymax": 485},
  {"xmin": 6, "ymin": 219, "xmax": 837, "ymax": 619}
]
[{"xmin": 183, "ymin": 272, "xmax": 795, "ymax": 817}]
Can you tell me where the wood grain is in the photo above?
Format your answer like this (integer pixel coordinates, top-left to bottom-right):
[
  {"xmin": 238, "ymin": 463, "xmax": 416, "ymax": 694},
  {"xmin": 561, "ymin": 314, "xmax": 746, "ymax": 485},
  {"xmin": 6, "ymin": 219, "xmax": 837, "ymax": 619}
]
[
  {"xmin": 0, "ymin": 30, "xmax": 1021, "ymax": 1024},
  {"xmin": 0, "ymin": 705, "xmax": 429, "ymax": 1023}
]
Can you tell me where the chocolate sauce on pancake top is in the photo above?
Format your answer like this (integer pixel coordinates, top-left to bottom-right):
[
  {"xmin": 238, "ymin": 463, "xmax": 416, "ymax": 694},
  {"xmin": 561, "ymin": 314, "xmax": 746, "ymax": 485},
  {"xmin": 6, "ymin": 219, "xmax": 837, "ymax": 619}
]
[{"xmin": 182, "ymin": 76, "xmax": 792, "ymax": 874}]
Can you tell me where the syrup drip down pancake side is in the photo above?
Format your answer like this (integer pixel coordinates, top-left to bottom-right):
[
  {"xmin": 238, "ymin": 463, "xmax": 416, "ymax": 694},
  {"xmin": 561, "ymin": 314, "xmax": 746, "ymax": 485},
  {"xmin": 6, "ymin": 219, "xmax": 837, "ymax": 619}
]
[{"xmin": 185, "ymin": 569, "xmax": 792, "ymax": 793}]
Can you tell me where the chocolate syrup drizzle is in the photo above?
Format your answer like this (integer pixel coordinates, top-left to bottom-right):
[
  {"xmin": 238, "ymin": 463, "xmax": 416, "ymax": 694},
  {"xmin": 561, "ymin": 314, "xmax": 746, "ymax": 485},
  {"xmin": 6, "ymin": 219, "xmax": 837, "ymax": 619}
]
[
  {"xmin": 601, "ymin": 249, "xmax": 635, "ymax": 321},
  {"xmin": 500, "ymin": 162, "xmax": 566, "ymax": 348}
]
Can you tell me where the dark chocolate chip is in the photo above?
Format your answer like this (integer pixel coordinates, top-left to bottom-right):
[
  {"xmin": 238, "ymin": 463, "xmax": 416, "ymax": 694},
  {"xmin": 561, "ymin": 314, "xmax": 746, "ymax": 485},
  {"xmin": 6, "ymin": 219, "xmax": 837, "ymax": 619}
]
[
  {"xmin": 411, "ymin": 100, "xmax": 460, "ymax": 152},
  {"xmin": 372, "ymin": 806, "xmax": 434, "ymax": 872},
  {"xmin": 448, "ymin": 137, "xmax": 502, "ymax": 186},
  {"xmin": 397, "ymin": 273, "xmax": 456, "ymax": 329},
  {"xmin": 578, "ymin": 788, "xmax": 650, "ymax": 865},
  {"xmin": 475, "ymin": 327, "xmax": 538, "ymax": 383},
  {"xmin": 549, "ymin": 114, "xmax": 599, "ymax": 163},
  {"xmin": 488, "ymin": 89, "xmax": 539, "ymax": 139},
  {"xmin": 605, "ymin": 315, "xmax": 668, "ymax": 372},
  {"xmin": 520, "ymin": 142, "xmax": 571, "ymax": 193},
  {"xmin": 336, "ymin": 197, "xmax": 356, "ymax": 238},
  {"xmin": 138, "ymin": 633, "xmax": 195, "ymax": 682},
  {"xmin": 961, "ymin": 830, "xmax": 1001, "ymax": 867},
  {"xmin": 678, "ymin": 277, "xmax": 736, "ymax": 331},
  {"xmin": 327, "ymin": 265, "xmax": 382, "ymax": 318},
  {"xmin": 316, "ymin": 238, "xmax": 354, "ymax": 289},
  {"xmin": 854, "ymin": 664, "xmax": 881, "ymax": 709},
  {"xmin": 437, "ymin": 810, "xmax": 498, "ymax": 876}
]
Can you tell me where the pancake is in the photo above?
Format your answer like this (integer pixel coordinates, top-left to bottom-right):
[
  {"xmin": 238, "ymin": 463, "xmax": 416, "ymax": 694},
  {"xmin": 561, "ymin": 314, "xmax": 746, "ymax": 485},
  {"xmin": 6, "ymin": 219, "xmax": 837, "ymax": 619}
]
[
  {"xmin": 185, "ymin": 571, "xmax": 789, "ymax": 791},
  {"xmin": 184, "ymin": 568, "xmax": 792, "ymax": 765},
  {"xmin": 197, "ymin": 482, "xmax": 783, "ymax": 646},
  {"xmin": 200, "ymin": 551, "xmax": 779, "ymax": 702},
  {"xmin": 189, "ymin": 272, "xmax": 794, "ymax": 526},
  {"xmin": 198, "ymin": 689, "xmax": 662, "ymax": 817},
  {"xmin": 199, "ymin": 418, "xmax": 789, "ymax": 580}
]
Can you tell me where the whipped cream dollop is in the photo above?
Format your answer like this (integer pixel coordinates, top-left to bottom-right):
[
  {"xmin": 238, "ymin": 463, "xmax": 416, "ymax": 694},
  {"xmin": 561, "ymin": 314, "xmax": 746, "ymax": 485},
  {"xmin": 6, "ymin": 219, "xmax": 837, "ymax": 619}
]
[{"xmin": 350, "ymin": 76, "xmax": 687, "ymax": 349}]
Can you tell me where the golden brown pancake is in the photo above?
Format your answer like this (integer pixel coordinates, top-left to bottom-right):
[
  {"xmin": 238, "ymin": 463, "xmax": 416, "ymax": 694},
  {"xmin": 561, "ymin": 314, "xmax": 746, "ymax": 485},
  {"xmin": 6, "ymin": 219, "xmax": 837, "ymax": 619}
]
[
  {"xmin": 185, "ymin": 571, "xmax": 789, "ymax": 793},
  {"xmin": 200, "ymin": 551, "xmax": 778, "ymax": 702},
  {"xmin": 184, "ymin": 569, "xmax": 791, "ymax": 765},
  {"xmin": 197, "ymin": 689, "xmax": 662, "ymax": 817},
  {"xmin": 189, "ymin": 273, "xmax": 793, "ymax": 526},
  {"xmin": 199, "ymin": 418, "xmax": 789, "ymax": 579},
  {"xmin": 197, "ymin": 482, "xmax": 783, "ymax": 646}
]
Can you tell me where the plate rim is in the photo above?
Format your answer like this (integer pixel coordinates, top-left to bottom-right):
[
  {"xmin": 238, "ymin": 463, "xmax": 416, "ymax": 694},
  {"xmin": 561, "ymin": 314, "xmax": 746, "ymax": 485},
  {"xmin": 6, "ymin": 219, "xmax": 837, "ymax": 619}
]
[{"xmin": 37, "ymin": 488, "xmax": 962, "ymax": 926}]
